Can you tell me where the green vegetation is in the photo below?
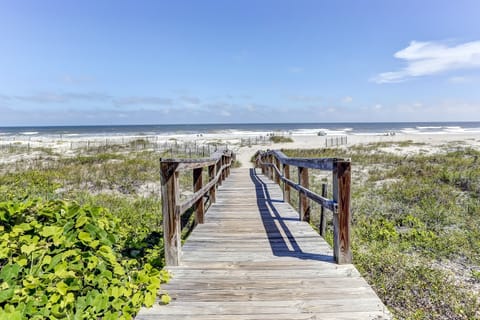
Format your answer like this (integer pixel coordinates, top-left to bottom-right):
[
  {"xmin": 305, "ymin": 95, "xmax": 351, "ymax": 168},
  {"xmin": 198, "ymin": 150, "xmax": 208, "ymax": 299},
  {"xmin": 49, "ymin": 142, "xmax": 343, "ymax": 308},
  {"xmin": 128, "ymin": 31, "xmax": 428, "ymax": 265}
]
[
  {"xmin": 0, "ymin": 145, "xmax": 201, "ymax": 318},
  {"xmin": 0, "ymin": 199, "xmax": 167, "ymax": 319},
  {"xmin": 284, "ymin": 142, "xmax": 480, "ymax": 319},
  {"xmin": 269, "ymin": 135, "xmax": 294, "ymax": 143}
]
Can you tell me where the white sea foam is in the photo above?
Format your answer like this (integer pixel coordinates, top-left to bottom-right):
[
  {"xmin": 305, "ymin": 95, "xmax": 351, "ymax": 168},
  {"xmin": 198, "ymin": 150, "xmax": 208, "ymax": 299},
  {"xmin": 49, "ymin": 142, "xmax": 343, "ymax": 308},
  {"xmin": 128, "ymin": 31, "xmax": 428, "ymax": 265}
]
[
  {"xmin": 20, "ymin": 131, "xmax": 39, "ymax": 135},
  {"xmin": 401, "ymin": 128, "xmax": 420, "ymax": 134},
  {"xmin": 416, "ymin": 126, "xmax": 442, "ymax": 129}
]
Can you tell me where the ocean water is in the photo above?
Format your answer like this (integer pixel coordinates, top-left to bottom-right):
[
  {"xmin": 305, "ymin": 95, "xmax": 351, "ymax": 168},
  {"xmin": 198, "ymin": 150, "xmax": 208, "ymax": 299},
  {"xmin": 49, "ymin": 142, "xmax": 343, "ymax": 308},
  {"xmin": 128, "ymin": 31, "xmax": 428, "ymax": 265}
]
[{"xmin": 1, "ymin": 122, "xmax": 480, "ymax": 138}]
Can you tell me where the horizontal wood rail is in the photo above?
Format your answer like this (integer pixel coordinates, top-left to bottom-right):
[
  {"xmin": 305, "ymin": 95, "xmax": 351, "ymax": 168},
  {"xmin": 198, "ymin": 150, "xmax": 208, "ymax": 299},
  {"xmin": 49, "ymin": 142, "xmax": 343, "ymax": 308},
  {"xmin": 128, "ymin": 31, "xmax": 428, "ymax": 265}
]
[
  {"xmin": 160, "ymin": 150, "xmax": 234, "ymax": 266},
  {"xmin": 255, "ymin": 150, "xmax": 352, "ymax": 264}
]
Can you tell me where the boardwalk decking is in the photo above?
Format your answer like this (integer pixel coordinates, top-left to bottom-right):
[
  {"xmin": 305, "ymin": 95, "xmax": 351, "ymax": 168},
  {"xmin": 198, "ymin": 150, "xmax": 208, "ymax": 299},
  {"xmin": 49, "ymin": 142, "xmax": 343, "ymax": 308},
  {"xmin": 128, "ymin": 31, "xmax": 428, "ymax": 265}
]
[{"xmin": 136, "ymin": 168, "xmax": 391, "ymax": 319}]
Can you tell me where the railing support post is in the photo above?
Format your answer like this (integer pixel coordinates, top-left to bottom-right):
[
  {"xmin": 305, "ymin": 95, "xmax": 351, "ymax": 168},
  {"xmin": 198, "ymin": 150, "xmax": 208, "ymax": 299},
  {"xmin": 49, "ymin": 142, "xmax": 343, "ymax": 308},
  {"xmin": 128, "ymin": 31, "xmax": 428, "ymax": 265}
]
[
  {"xmin": 319, "ymin": 183, "xmax": 327, "ymax": 237},
  {"xmin": 217, "ymin": 158, "xmax": 223, "ymax": 186},
  {"xmin": 208, "ymin": 164, "xmax": 216, "ymax": 204},
  {"xmin": 298, "ymin": 167, "xmax": 310, "ymax": 222},
  {"xmin": 259, "ymin": 154, "xmax": 265, "ymax": 174},
  {"xmin": 161, "ymin": 161, "xmax": 181, "ymax": 266},
  {"xmin": 268, "ymin": 155, "xmax": 275, "ymax": 180},
  {"xmin": 226, "ymin": 154, "xmax": 231, "ymax": 177},
  {"xmin": 274, "ymin": 157, "xmax": 280, "ymax": 185},
  {"xmin": 283, "ymin": 164, "xmax": 290, "ymax": 204},
  {"xmin": 221, "ymin": 156, "xmax": 226, "ymax": 182},
  {"xmin": 333, "ymin": 160, "xmax": 352, "ymax": 264},
  {"xmin": 193, "ymin": 167, "xmax": 204, "ymax": 224}
]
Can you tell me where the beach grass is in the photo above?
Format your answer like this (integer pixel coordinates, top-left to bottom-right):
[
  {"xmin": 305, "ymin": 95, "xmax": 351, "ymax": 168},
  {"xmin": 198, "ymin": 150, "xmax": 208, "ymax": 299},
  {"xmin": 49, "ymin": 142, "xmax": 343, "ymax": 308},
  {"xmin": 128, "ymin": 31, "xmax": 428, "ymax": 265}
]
[
  {"xmin": 2, "ymin": 136, "xmax": 480, "ymax": 318},
  {"xmin": 283, "ymin": 142, "xmax": 480, "ymax": 319},
  {"xmin": 269, "ymin": 135, "xmax": 294, "ymax": 143}
]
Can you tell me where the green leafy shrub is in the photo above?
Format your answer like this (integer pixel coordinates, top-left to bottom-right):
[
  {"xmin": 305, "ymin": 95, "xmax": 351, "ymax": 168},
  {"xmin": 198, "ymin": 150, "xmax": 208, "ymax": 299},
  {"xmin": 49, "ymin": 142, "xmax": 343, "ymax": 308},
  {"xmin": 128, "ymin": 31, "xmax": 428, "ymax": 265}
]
[{"xmin": 0, "ymin": 199, "xmax": 168, "ymax": 319}]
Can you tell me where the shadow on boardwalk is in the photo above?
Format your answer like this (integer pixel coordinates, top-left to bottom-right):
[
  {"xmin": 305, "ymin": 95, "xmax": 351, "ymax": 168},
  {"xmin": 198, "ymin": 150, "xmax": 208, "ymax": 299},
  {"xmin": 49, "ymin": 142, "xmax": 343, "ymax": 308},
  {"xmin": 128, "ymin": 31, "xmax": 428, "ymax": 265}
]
[{"xmin": 249, "ymin": 168, "xmax": 334, "ymax": 263}]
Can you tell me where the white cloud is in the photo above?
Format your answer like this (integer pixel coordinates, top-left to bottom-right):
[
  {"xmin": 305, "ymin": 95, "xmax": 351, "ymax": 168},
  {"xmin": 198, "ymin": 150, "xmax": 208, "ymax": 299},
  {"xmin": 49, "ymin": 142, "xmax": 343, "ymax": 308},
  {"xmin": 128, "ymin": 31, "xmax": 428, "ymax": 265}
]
[
  {"xmin": 179, "ymin": 95, "xmax": 201, "ymax": 105},
  {"xmin": 113, "ymin": 96, "xmax": 173, "ymax": 107},
  {"xmin": 373, "ymin": 40, "xmax": 480, "ymax": 83},
  {"xmin": 448, "ymin": 76, "xmax": 473, "ymax": 83},
  {"xmin": 287, "ymin": 95, "xmax": 322, "ymax": 103},
  {"xmin": 13, "ymin": 92, "xmax": 111, "ymax": 103},
  {"xmin": 220, "ymin": 110, "xmax": 231, "ymax": 117},
  {"xmin": 62, "ymin": 75, "xmax": 94, "ymax": 84},
  {"xmin": 342, "ymin": 96, "xmax": 353, "ymax": 103}
]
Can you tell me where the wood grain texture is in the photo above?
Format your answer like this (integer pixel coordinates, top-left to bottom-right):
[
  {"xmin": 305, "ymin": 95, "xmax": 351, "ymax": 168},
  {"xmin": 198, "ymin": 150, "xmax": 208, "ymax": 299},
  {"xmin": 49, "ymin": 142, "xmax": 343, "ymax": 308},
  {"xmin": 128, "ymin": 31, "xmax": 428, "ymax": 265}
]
[
  {"xmin": 298, "ymin": 166, "xmax": 310, "ymax": 222},
  {"xmin": 137, "ymin": 168, "xmax": 390, "ymax": 319},
  {"xmin": 193, "ymin": 167, "xmax": 204, "ymax": 224},
  {"xmin": 283, "ymin": 164, "xmax": 291, "ymax": 204},
  {"xmin": 333, "ymin": 160, "xmax": 352, "ymax": 264},
  {"xmin": 161, "ymin": 162, "xmax": 180, "ymax": 266}
]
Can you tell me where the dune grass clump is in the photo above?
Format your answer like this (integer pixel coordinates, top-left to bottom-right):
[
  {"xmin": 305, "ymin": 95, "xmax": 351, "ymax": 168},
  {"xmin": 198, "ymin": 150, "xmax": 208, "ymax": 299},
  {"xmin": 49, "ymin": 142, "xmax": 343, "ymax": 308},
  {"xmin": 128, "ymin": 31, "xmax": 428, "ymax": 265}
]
[
  {"xmin": 283, "ymin": 142, "xmax": 480, "ymax": 319},
  {"xmin": 269, "ymin": 135, "xmax": 293, "ymax": 143}
]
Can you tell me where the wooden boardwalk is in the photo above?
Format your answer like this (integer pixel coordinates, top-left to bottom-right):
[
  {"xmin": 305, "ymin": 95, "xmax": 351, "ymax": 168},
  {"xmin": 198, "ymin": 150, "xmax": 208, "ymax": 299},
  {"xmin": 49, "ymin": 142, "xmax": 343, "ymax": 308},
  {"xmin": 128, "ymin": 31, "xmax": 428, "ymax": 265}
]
[{"xmin": 136, "ymin": 168, "xmax": 391, "ymax": 319}]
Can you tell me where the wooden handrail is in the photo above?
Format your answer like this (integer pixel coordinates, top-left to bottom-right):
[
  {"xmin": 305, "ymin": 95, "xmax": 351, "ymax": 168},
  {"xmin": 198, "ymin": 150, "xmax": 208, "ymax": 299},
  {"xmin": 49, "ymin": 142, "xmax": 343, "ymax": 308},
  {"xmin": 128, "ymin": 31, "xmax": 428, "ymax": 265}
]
[
  {"xmin": 161, "ymin": 150, "xmax": 234, "ymax": 266},
  {"xmin": 256, "ymin": 150, "xmax": 352, "ymax": 264}
]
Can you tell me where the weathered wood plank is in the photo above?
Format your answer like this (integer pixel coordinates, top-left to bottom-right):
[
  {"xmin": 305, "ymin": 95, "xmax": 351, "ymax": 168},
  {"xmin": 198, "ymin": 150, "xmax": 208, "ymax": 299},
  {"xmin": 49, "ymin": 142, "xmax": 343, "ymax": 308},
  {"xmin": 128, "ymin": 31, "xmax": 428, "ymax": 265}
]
[
  {"xmin": 282, "ymin": 164, "xmax": 291, "ymax": 203},
  {"xmin": 333, "ymin": 160, "xmax": 352, "ymax": 264},
  {"xmin": 298, "ymin": 166, "xmax": 310, "ymax": 222},
  {"xmin": 160, "ymin": 162, "xmax": 181, "ymax": 266},
  {"xmin": 193, "ymin": 167, "xmax": 204, "ymax": 224},
  {"xmin": 267, "ymin": 150, "xmax": 349, "ymax": 171},
  {"xmin": 137, "ymin": 168, "xmax": 390, "ymax": 319},
  {"xmin": 320, "ymin": 183, "xmax": 327, "ymax": 237}
]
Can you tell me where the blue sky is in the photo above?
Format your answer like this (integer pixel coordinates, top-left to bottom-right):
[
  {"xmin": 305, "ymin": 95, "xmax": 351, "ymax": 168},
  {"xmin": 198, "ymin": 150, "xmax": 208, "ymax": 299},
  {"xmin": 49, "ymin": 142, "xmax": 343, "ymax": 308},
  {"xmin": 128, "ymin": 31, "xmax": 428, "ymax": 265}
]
[{"xmin": 1, "ymin": 0, "xmax": 480, "ymax": 125}]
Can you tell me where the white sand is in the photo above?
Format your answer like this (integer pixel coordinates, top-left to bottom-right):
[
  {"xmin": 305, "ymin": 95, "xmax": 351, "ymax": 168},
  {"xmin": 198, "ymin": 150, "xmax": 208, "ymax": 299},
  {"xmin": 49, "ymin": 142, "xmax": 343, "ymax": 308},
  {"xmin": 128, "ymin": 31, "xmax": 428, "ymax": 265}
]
[
  {"xmin": 234, "ymin": 133, "xmax": 480, "ymax": 168},
  {"xmin": 1, "ymin": 131, "xmax": 480, "ymax": 166}
]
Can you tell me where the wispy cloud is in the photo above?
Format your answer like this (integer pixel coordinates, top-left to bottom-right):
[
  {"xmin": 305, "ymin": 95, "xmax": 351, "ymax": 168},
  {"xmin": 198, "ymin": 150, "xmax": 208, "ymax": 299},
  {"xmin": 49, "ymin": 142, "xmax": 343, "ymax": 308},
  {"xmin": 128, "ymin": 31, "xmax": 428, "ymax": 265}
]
[
  {"xmin": 113, "ymin": 96, "xmax": 173, "ymax": 107},
  {"xmin": 179, "ymin": 95, "xmax": 201, "ymax": 105},
  {"xmin": 373, "ymin": 40, "xmax": 480, "ymax": 83},
  {"xmin": 13, "ymin": 92, "xmax": 111, "ymax": 103},
  {"xmin": 62, "ymin": 75, "xmax": 94, "ymax": 84},
  {"xmin": 342, "ymin": 96, "xmax": 353, "ymax": 103},
  {"xmin": 448, "ymin": 76, "xmax": 474, "ymax": 84},
  {"xmin": 287, "ymin": 95, "xmax": 322, "ymax": 103}
]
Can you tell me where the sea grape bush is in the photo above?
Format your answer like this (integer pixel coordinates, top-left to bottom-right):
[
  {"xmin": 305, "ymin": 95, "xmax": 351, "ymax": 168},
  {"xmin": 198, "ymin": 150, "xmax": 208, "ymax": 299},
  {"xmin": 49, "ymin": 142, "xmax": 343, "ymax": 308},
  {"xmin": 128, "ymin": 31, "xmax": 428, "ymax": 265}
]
[{"xmin": 0, "ymin": 199, "xmax": 169, "ymax": 319}]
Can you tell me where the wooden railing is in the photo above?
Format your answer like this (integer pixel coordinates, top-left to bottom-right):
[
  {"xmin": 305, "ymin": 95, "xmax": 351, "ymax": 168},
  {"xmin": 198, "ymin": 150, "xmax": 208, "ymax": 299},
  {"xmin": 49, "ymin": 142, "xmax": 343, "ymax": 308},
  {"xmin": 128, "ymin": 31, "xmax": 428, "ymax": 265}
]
[
  {"xmin": 160, "ymin": 150, "xmax": 234, "ymax": 266},
  {"xmin": 255, "ymin": 150, "xmax": 352, "ymax": 264}
]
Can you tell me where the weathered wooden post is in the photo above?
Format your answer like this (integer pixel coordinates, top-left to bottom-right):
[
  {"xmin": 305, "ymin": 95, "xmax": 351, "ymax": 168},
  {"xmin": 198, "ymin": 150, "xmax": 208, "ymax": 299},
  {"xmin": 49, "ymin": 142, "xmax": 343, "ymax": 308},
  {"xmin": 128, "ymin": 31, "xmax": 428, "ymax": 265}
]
[
  {"xmin": 319, "ymin": 183, "xmax": 327, "ymax": 237},
  {"xmin": 283, "ymin": 164, "xmax": 291, "ymax": 203},
  {"xmin": 274, "ymin": 156, "xmax": 281, "ymax": 185},
  {"xmin": 226, "ymin": 153, "xmax": 231, "ymax": 177},
  {"xmin": 298, "ymin": 167, "xmax": 310, "ymax": 222},
  {"xmin": 269, "ymin": 154, "xmax": 275, "ymax": 180},
  {"xmin": 221, "ymin": 155, "xmax": 226, "ymax": 182},
  {"xmin": 208, "ymin": 164, "xmax": 216, "ymax": 204},
  {"xmin": 217, "ymin": 157, "xmax": 223, "ymax": 186},
  {"xmin": 160, "ymin": 160, "xmax": 181, "ymax": 266},
  {"xmin": 263, "ymin": 154, "xmax": 267, "ymax": 175},
  {"xmin": 332, "ymin": 159, "xmax": 352, "ymax": 264},
  {"xmin": 264, "ymin": 153, "xmax": 270, "ymax": 178},
  {"xmin": 193, "ymin": 167, "xmax": 204, "ymax": 224}
]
